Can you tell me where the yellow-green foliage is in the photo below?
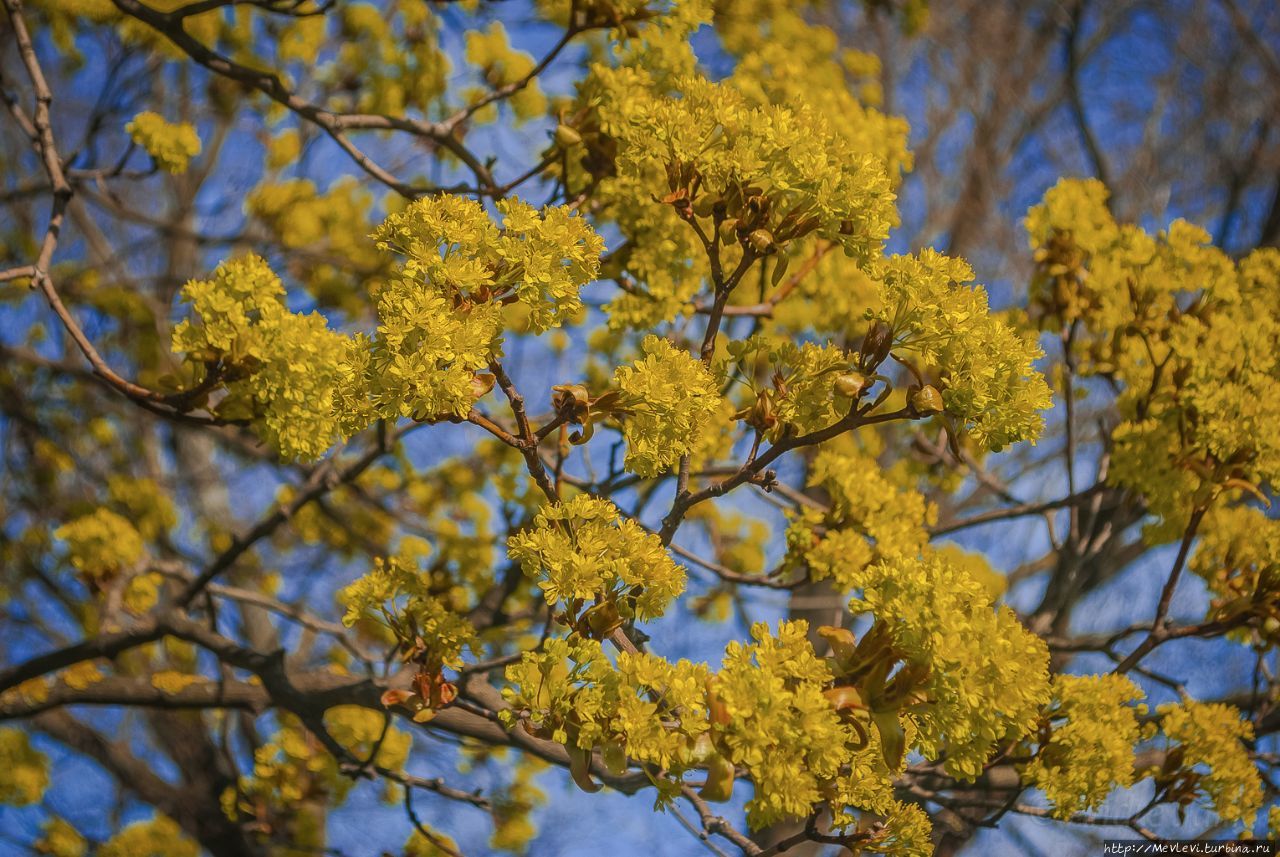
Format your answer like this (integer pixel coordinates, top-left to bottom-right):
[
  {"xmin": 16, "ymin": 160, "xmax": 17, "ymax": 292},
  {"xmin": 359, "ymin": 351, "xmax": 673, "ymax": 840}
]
[
  {"xmin": 339, "ymin": 554, "xmax": 476, "ymax": 669},
  {"xmin": 99, "ymin": 815, "xmax": 199, "ymax": 857},
  {"xmin": 22, "ymin": 1, "xmax": 1280, "ymax": 853},
  {"xmin": 732, "ymin": 337, "xmax": 858, "ymax": 436},
  {"xmin": 612, "ymin": 335, "xmax": 723, "ymax": 476},
  {"xmin": 713, "ymin": 621, "xmax": 850, "ymax": 828},
  {"xmin": 507, "ymin": 494, "xmax": 686, "ymax": 624},
  {"xmin": 786, "ymin": 449, "xmax": 934, "ymax": 590},
  {"xmin": 106, "ymin": 476, "xmax": 176, "ymax": 541},
  {"xmin": 1158, "ymin": 701, "xmax": 1262, "ymax": 826},
  {"xmin": 0, "ymin": 728, "xmax": 49, "ymax": 805},
  {"xmin": 873, "ymin": 250, "xmax": 1052, "ymax": 450},
  {"xmin": 1191, "ymin": 504, "xmax": 1280, "ymax": 642},
  {"xmin": 499, "ymin": 618, "xmax": 938, "ymax": 842},
  {"xmin": 338, "ymin": 196, "xmax": 603, "ymax": 428},
  {"xmin": 125, "ymin": 111, "xmax": 200, "ymax": 173},
  {"xmin": 465, "ymin": 22, "xmax": 547, "ymax": 120},
  {"xmin": 851, "ymin": 552, "xmax": 1051, "ymax": 779},
  {"xmin": 1025, "ymin": 674, "xmax": 1146, "ymax": 818},
  {"xmin": 1028, "ymin": 179, "xmax": 1280, "ymax": 539},
  {"xmin": 225, "ymin": 709, "xmax": 410, "ymax": 844},
  {"xmin": 598, "ymin": 73, "xmax": 896, "ymax": 261},
  {"xmin": 173, "ymin": 254, "xmax": 351, "ymax": 460},
  {"xmin": 55, "ymin": 508, "xmax": 144, "ymax": 580}
]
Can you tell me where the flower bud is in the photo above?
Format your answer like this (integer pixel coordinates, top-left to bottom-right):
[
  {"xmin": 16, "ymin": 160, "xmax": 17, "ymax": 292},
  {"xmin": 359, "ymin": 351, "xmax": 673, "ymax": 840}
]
[
  {"xmin": 910, "ymin": 385, "xmax": 945, "ymax": 415},
  {"xmin": 554, "ymin": 124, "xmax": 583, "ymax": 147},
  {"xmin": 859, "ymin": 320, "xmax": 894, "ymax": 368},
  {"xmin": 735, "ymin": 389, "xmax": 776, "ymax": 433},
  {"xmin": 747, "ymin": 228, "xmax": 775, "ymax": 254},
  {"xmin": 833, "ymin": 372, "xmax": 868, "ymax": 399}
]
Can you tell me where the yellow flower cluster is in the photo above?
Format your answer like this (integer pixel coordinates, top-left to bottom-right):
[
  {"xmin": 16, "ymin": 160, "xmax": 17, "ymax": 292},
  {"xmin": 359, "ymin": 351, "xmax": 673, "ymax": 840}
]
[
  {"xmin": 500, "ymin": 621, "xmax": 935, "ymax": 841},
  {"xmin": 1190, "ymin": 504, "xmax": 1280, "ymax": 643},
  {"xmin": 766, "ymin": 246, "xmax": 882, "ymax": 342},
  {"xmin": 340, "ymin": 196, "xmax": 602, "ymax": 427},
  {"xmin": 612, "ymin": 650, "xmax": 713, "ymax": 773},
  {"xmin": 713, "ymin": 0, "xmax": 912, "ymax": 181},
  {"xmin": 465, "ymin": 22, "xmax": 547, "ymax": 121},
  {"xmin": 404, "ymin": 828, "xmax": 462, "ymax": 857},
  {"xmin": 245, "ymin": 177, "xmax": 385, "ymax": 314},
  {"xmin": 851, "ymin": 552, "xmax": 1051, "ymax": 779},
  {"xmin": 764, "ymin": 339, "xmax": 856, "ymax": 435},
  {"xmin": 572, "ymin": 13, "xmax": 901, "ymax": 330},
  {"xmin": 225, "ymin": 709, "xmax": 410, "ymax": 846},
  {"xmin": 1027, "ymin": 179, "xmax": 1280, "ymax": 539},
  {"xmin": 785, "ymin": 450, "xmax": 933, "ymax": 591},
  {"xmin": 873, "ymin": 250, "xmax": 1052, "ymax": 450},
  {"xmin": 272, "ymin": 2, "xmax": 450, "ymax": 116},
  {"xmin": 713, "ymin": 620, "xmax": 851, "ymax": 828},
  {"xmin": 338, "ymin": 554, "xmax": 476, "ymax": 671},
  {"xmin": 1157, "ymin": 701, "xmax": 1262, "ymax": 826},
  {"xmin": 106, "ymin": 475, "xmax": 176, "ymax": 541},
  {"xmin": 125, "ymin": 111, "xmax": 201, "ymax": 173},
  {"xmin": 598, "ymin": 72, "xmax": 897, "ymax": 262},
  {"xmin": 54, "ymin": 508, "xmax": 143, "ymax": 580},
  {"xmin": 0, "ymin": 727, "xmax": 49, "ymax": 805},
  {"xmin": 507, "ymin": 494, "xmax": 686, "ymax": 626},
  {"xmin": 488, "ymin": 756, "xmax": 545, "ymax": 853},
  {"xmin": 373, "ymin": 195, "xmax": 602, "ymax": 334},
  {"xmin": 500, "ymin": 635, "xmax": 708, "ymax": 802},
  {"xmin": 35, "ymin": 817, "xmax": 87, "ymax": 857},
  {"xmin": 612, "ymin": 336, "xmax": 723, "ymax": 476},
  {"xmin": 99, "ymin": 815, "xmax": 198, "ymax": 857},
  {"xmin": 173, "ymin": 254, "xmax": 350, "ymax": 460},
  {"xmin": 1024, "ymin": 674, "xmax": 1145, "ymax": 818}
]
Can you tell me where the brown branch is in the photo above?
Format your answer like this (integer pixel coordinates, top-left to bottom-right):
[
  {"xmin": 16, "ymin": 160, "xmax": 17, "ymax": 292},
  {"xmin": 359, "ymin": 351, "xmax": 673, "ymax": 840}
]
[
  {"xmin": 177, "ymin": 425, "xmax": 408, "ymax": 605},
  {"xmin": 109, "ymin": 0, "xmax": 497, "ymax": 194},
  {"xmin": 681, "ymin": 786, "xmax": 763, "ymax": 856},
  {"xmin": 1114, "ymin": 505, "xmax": 1209, "ymax": 673},
  {"xmin": 0, "ymin": 675, "xmax": 268, "ymax": 719},
  {"xmin": 929, "ymin": 484, "xmax": 1107, "ymax": 537}
]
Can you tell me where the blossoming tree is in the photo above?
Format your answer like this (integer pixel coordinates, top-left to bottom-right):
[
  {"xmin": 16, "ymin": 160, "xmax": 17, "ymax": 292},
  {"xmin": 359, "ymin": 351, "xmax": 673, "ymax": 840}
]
[{"xmin": 1, "ymin": 1, "xmax": 1279, "ymax": 855}]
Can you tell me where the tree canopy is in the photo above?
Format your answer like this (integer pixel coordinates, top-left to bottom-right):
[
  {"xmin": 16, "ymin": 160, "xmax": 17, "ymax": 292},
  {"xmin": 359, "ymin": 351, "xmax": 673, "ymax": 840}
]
[{"xmin": 2, "ymin": 1, "xmax": 1280, "ymax": 855}]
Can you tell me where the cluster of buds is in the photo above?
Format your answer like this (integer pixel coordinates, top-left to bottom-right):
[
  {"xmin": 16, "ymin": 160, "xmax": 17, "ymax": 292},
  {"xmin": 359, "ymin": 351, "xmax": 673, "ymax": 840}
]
[
  {"xmin": 656, "ymin": 167, "xmax": 825, "ymax": 265},
  {"xmin": 564, "ymin": 596, "xmax": 627, "ymax": 641},
  {"xmin": 908, "ymin": 384, "xmax": 944, "ymax": 416},
  {"xmin": 858, "ymin": 320, "xmax": 894, "ymax": 372},
  {"xmin": 735, "ymin": 385, "xmax": 781, "ymax": 439},
  {"xmin": 380, "ymin": 624, "xmax": 460, "ymax": 724},
  {"xmin": 380, "ymin": 665, "xmax": 458, "ymax": 724}
]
